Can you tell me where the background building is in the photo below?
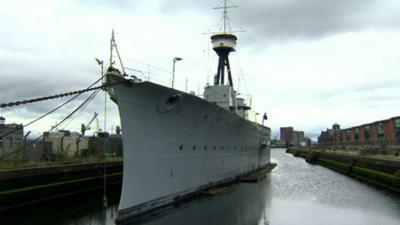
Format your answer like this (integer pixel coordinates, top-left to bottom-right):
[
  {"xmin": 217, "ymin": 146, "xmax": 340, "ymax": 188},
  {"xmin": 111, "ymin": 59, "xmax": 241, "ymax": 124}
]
[
  {"xmin": 280, "ymin": 127, "xmax": 308, "ymax": 147},
  {"xmin": 42, "ymin": 129, "xmax": 123, "ymax": 159},
  {"xmin": 318, "ymin": 116, "xmax": 400, "ymax": 147},
  {"xmin": 280, "ymin": 127, "xmax": 293, "ymax": 146},
  {"xmin": 293, "ymin": 131, "xmax": 305, "ymax": 146},
  {"xmin": 0, "ymin": 117, "xmax": 24, "ymax": 160},
  {"xmin": 25, "ymin": 140, "xmax": 51, "ymax": 161},
  {"xmin": 43, "ymin": 130, "xmax": 89, "ymax": 157},
  {"xmin": 90, "ymin": 132, "xmax": 123, "ymax": 157}
]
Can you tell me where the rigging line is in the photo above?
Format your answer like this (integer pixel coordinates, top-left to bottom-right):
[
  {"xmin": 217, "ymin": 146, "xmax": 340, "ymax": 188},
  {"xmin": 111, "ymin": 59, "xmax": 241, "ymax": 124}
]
[
  {"xmin": 239, "ymin": 70, "xmax": 249, "ymax": 95},
  {"xmin": 61, "ymin": 90, "xmax": 99, "ymax": 130},
  {"xmin": 103, "ymin": 81, "xmax": 108, "ymax": 210},
  {"xmin": 60, "ymin": 76, "xmax": 106, "ymax": 129},
  {"xmin": 0, "ymin": 77, "xmax": 123, "ymax": 109},
  {"xmin": 115, "ymin": 56, "xmax": 172, "ymax": 74},
  {"xmin": 39, "ymin": 89, "xmax": 101, "ymax": 138},
  {"xmin": 0, "ymin": 89, "xmax": 101, "ymax": 161},
  {"xmin": 0, "ymin": 85, "xmax": 101, "ymax": 109},
  {"xmin": 60, "ymin": 86, "xmax": 103, "ymax": 130},
  {"xmin": 0, "ymin": 76, "xmax": 106, "ymax": 139}
]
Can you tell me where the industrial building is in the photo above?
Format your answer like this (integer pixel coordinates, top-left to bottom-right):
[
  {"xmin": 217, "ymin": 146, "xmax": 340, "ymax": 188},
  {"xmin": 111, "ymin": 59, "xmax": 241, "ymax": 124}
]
[
  {"xmin": 0, "ymin": 114, "xmax": 122, "ymax": 160},
  {"xmin": 280, "ymin": 127, "xmax": 307, "ymax": 147},
  {"xmin": 43, "ymin": 130, "xmax": 89, "ymax": 157},
  {"xmin": 0, "ymin": 117, "xmax": 24, "ymax": 160},
  {"xmin": 90, "ymin": 132, "xmax": 123, "ymax": 157},
  {"xmin": 42, "ymin": 130, "xmax": 122, "ymax": 158},
  {"xmin": 318, "ymin": 116, "xmax": 400, "ymax": 146}
]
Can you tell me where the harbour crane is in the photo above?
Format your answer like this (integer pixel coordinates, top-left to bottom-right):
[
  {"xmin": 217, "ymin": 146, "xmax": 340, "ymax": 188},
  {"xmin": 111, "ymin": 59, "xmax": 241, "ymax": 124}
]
[
  {"xmin": 76, "ymin": 112, "xmax": 98, "ymax": 156},
  {"xmin": 95, "ymin": 116, "xmax": 102, "ymax": 134},
  {"xmin": 80, "ymin": 112, "xmax": 99, "ymax": 136}
]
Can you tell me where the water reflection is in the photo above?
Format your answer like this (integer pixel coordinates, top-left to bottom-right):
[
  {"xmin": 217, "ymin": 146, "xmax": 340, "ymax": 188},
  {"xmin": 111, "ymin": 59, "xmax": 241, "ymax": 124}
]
[
  {"xmin": 121, "ymin": 179, "xmax": 272, "ymax": 225},
  {"xmin": 0, "ymin": 185, "xmax": 121, "ymax": 225},
  {"xmin": 0, "ymin": 175, "xmax": 272, "ymax": 225},
  {"xmin": 269, "ymin": 149, "xmax": 400, "ymax": 225}
]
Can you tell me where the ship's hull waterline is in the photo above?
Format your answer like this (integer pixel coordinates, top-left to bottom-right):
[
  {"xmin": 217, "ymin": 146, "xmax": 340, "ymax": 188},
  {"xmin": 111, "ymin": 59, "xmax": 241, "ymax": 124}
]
[{"xmin": 109, "ymin": 77, "xmax": 271, "ymax": 221}]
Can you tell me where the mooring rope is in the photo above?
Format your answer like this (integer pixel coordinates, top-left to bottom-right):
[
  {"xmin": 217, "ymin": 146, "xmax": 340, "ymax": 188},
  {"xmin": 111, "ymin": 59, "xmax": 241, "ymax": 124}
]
[{"xmin": 0, "ymin": 86, "xmax": 104, "ymax": 109}]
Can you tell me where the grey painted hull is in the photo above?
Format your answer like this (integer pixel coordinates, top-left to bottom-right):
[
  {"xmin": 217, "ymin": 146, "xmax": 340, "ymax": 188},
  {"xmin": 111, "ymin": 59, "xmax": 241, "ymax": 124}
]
[{"xmin": 110, "ymin": 79, "xmax": 271, "ymax": 221}]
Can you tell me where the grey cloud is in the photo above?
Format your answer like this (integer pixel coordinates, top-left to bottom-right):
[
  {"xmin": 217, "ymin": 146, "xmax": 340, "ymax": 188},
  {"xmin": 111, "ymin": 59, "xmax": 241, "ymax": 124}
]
[
  {"xmin": 315, "ymin": 81, "xmax": 400, "ymax": 101},
  {"xmin": 0, "ymin": 90, "xmax": 100, "ymax": 117},
  {"xmin": 0, "ymin": 60, "xmax": 102, "ymax": 119},
  {"xmin": 305, "ymin": 130, "xmax": 323, "ymax": 140},
  {"xmin": 160, "ymin": 0, "xmax": 400, "ymax": 41},
  {"xmin": 235, "ymin": 0, "xmax": 370, "ymax": 39},
  {"xmin": 0, "ymin": 72, "xmax": 95, "ymax": 103},
  {"xmin": 0, "ymin": 90, "xmax": 106, "ymax": 134},
  {"xmin": 74, "ymin": 0, "xmax": 140, "ymax": 11}
]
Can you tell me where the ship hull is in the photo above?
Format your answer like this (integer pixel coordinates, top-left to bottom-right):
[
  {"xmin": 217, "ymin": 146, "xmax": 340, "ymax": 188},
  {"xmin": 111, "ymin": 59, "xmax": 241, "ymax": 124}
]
[{"xmin": 110, "ymin": 79, "xmax": 271, "ymax": 221}]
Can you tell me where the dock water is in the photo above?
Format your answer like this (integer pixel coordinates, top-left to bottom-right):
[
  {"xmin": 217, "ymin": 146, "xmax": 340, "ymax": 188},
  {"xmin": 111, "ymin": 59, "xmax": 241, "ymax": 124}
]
[{"xmin": 286, "ymin": 148, "xmax": 400, "ymax": 192}]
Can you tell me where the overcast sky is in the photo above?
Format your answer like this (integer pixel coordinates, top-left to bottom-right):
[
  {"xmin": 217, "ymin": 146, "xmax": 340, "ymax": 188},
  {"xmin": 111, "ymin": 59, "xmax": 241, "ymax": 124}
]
[{"xmin": 1, "ymin": 0, "xmax": 399, "ymax": 140}]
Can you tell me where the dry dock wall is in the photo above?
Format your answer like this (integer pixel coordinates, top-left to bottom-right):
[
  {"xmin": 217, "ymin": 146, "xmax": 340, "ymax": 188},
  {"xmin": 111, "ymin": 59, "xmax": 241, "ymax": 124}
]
[{"xmin": 0, "ymin": 161, "xmax": 122, "ymax": 211}]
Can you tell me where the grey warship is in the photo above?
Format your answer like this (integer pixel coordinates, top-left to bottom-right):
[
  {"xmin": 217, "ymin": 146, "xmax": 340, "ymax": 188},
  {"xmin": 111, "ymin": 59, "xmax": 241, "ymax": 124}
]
[{"xmin": 104, "ymin": 2, "xmax": 271, "ymax": 221}]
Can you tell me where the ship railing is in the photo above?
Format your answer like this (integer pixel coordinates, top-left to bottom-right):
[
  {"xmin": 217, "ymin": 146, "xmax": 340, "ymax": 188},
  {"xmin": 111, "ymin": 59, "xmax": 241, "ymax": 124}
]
[{"xmin": 118, "ymin": 60, "xmax": 205, "ymax": 96}]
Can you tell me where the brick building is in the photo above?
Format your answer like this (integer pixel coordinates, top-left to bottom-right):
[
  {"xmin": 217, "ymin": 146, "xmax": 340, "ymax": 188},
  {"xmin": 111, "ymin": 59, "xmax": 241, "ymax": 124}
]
[
  {"xmin": 280, "ymin": 127, "xmax": 293, "ymax": 145},
  {"xmin": 280, "ymin": 127, "xmax": 306, "ymax": 146},
  {"xmin": 318, "ymin": 116, "xmax": 400, "ymax": 146}
]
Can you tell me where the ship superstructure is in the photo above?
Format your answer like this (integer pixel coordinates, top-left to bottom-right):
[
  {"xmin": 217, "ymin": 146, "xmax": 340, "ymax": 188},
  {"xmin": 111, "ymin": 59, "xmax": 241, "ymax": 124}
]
[
  {"xmin": 104, "ymin": 2, "xmax": 271, "ymax": 222},
  {"xmin": 204, "ymin": 32, "xmax": 253, "ymax": 119}
]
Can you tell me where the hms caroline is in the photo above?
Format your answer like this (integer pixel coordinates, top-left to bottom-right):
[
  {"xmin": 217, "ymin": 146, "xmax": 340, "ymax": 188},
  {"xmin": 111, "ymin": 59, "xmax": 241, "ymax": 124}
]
[{"xmin": 105, "ymin": 2, "xmax": 271, "ymax": 222}]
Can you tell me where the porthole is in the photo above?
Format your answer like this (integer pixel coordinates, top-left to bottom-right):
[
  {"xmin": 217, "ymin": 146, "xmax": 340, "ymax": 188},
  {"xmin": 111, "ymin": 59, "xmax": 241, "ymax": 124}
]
[
  {"xmin": 193, "ymin": 145, "xmax": 196, "ymax": 151},
  {"xmin": 204, "ymin": 145, "xmax": 208, "ymax": 150},
  {"xmin": 213, "ymin": 146, "xmax": 216, "ymax": 151},
  {"xmin": 179, "ymin": 145, "xmax": 183, "ymax": 151}
]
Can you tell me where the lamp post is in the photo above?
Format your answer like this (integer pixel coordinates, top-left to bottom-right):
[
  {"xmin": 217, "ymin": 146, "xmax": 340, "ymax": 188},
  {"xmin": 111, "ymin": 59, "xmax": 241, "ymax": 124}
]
[
  {"xmin": 95, "ymin": 58, "xmax": 106, "ymax": 133},
  {"xmin": 95, "ymin": 58, "xmax": 104, "ymax": 80},
  {"xmin": 171, "ymin": 57, "xmax": 183, "ymax": 88}
]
